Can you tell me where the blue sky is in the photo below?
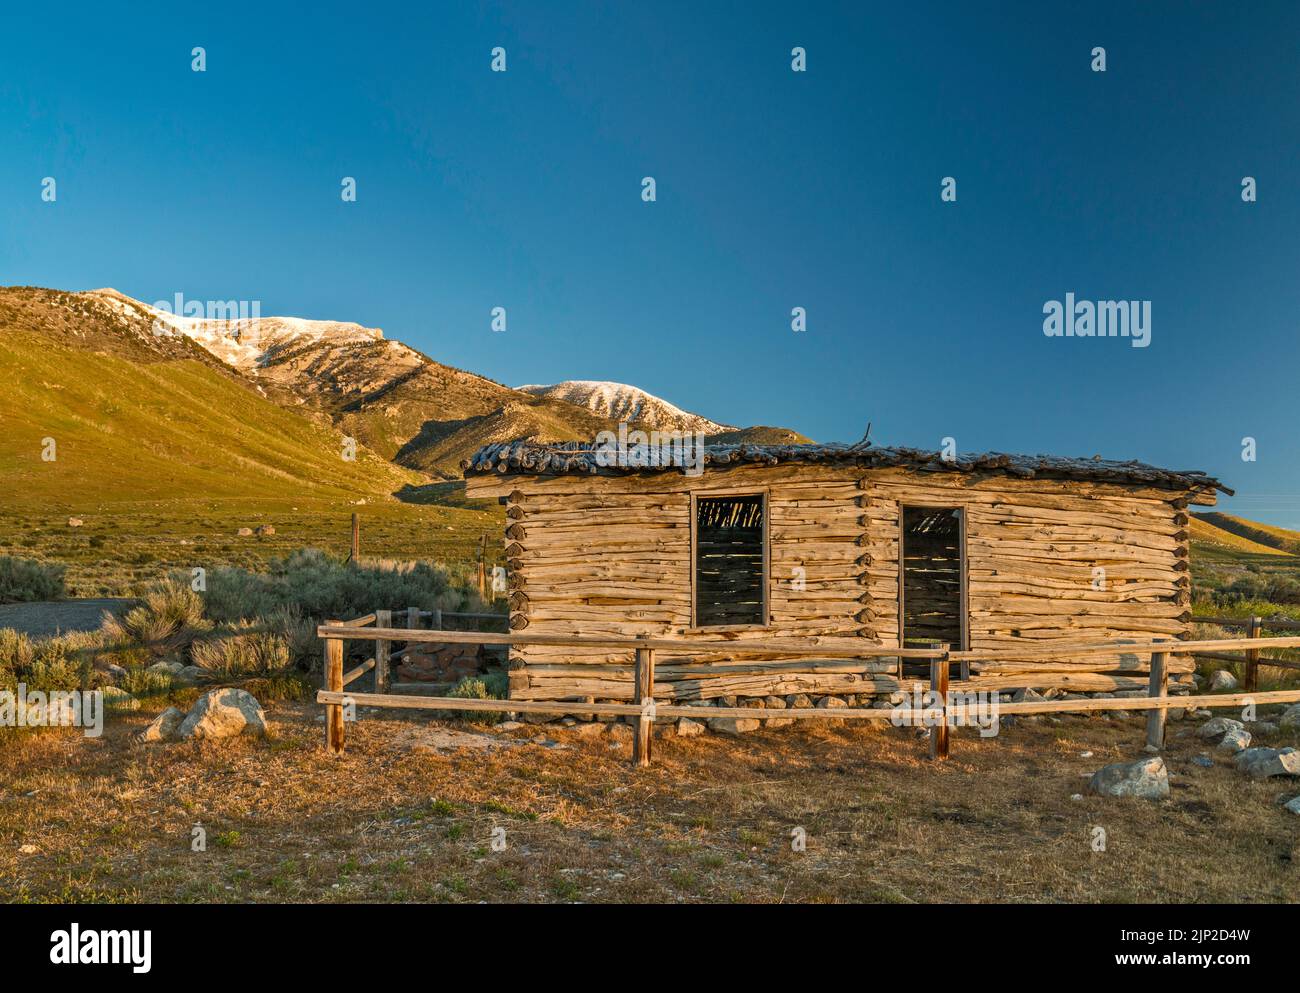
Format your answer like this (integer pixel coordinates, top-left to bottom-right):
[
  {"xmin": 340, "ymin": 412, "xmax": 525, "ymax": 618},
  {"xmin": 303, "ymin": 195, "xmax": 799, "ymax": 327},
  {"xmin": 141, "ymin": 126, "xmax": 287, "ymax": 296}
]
[{"xmin": 2, "ymin": 2, "xmax": 1298, "ymax": 523}]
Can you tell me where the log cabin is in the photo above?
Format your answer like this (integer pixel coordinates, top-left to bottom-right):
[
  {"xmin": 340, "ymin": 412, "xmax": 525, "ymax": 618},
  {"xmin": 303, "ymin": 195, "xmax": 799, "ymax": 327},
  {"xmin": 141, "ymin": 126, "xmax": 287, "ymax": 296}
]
[{"xmin": 462, "ymin": 441, "xmax": 1229, "ymax": 708}]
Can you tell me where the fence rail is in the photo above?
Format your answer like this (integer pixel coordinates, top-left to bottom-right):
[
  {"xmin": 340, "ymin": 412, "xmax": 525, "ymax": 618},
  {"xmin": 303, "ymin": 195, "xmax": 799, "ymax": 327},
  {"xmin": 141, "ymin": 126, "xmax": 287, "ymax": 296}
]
[
  {"xmin": 316, "ymin": 619, "xmax": 1300, "ymax": 766},
  {"xmin": 1189, "ymin": 614, "xmax": 1300, "ymax": 689}
]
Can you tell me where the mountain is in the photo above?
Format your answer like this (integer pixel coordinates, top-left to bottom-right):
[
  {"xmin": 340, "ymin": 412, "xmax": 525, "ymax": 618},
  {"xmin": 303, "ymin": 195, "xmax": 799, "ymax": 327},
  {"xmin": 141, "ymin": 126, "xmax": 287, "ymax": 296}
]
[
  {"xmin": 69, "ymin": 290, "xmax": 808, "ymax": 477},
  {"xmin": 518, "ymin": 380, "xmax": 734, "ymax": 434},
  {"xmin": 0, "ymin": 287, "xmax": 421, "ymax": 506}
]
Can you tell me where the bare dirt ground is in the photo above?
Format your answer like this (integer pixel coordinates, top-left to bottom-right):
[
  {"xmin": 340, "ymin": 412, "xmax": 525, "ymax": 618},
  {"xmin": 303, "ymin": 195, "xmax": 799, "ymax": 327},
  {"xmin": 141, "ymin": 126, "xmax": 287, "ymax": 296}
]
[
  {"xmin": 0, "ymin": 598, "xmax": 134, "ymax": 639},
  {"xmin": 1, "ymin": 700, "xmax": 1298, "ymax": 904}
]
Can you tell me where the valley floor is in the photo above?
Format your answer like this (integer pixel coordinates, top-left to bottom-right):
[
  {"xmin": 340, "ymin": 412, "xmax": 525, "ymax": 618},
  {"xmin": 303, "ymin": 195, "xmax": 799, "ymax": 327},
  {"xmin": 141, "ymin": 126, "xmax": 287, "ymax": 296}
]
[
  {"xmin": 0, "ymin": 493, "xmax": 503, "ymax": 597},
  {"xmin": 2, "ymin": 700, "xmax": 1298, "ymax": 903}
]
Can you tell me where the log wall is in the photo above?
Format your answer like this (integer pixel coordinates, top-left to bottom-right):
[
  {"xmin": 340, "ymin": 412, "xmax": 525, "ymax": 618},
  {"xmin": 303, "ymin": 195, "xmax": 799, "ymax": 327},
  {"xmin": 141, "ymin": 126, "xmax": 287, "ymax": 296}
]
[{"xmin": 466, "ymin": 464, "xmax": 1197, "ymax": 701}]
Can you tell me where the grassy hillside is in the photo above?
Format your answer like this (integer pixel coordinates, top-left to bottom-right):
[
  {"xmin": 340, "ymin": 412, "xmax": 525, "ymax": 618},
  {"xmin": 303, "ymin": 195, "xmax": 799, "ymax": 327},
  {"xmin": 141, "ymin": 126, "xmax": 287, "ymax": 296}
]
[
  {"xmin": 1189, "ymin": 515, "xmax": 1292, "ymax": 560},
  {"xmin": 0, "ymin": 329, "xmax": 420, "ymax": 508},
  {"xmin": 1195, "ymin": 512, "xmax": 1300, "ymax": 556}
]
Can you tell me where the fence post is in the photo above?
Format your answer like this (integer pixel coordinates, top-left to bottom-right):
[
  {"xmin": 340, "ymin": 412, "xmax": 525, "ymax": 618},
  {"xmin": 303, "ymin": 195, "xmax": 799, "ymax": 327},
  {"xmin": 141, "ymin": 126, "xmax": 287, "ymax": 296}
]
[
  {"xmin": 324, "ymin": 620, "xmax": 345, "ymax": 754},
  {"xmin": 374, "ymin": 609, "xmax": 391, "ymax": 694},
  {"xmin": 431, "ymin": 608, "xmax": 442, "ymax": 630},
  {"xmin": 1245, "ymin": 615, "xmax": 1261, "ymax": 692},
  {"xmin": 929, "ymin": 643, "xmax": 951, "ymax": 761},
  {"xmin": 1146, "ymin": 639, "xmax": 1169, "ymax": 751},
  {"xmin": 633, "ymin": 639, "xmax": 655, "ymax": 768}
]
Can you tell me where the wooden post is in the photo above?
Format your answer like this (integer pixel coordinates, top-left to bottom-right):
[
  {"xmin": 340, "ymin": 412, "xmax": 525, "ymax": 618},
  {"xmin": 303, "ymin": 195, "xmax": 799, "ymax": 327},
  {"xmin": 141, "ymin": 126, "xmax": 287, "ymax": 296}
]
[
  {"xmin": 633, "ymin": 640, "xmax": 655, "ymax": 768},
  {"xmin": 929, "ymin": 644, "xmax": 950, "ymax": 760},
  {"xmin": 324, "ymin": 620, "xmax": 345, "ymax": 754},
  {"xmin": 431, "ymin": 608, "xmax": 442, "ymax": 630},
  {"xmin": 407, "ymin": 606, "xmax": 420, "ymax": 631},
  {"xmin": 374, "ymin": 609, "xmax": 391, "ymax": 694},
  {"xmin": 476, "ymin": 534, "xmax": 488, "ymax": 601},
  {"xmin": 1146, "ymin": 640, "xmax": 1169, "ymax": 751},
  {"xmin": 1245, "ymin": 615, "xmax": 1261, "ymax": 692},
  {"xmin": 350, "ymin": 512, "xmax": 360, "ymax": 563}
]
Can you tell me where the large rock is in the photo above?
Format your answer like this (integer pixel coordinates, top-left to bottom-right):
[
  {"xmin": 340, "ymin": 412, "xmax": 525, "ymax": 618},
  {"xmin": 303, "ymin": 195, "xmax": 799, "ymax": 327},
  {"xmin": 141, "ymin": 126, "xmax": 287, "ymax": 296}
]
[
  {"xmin": 1196, "ymin": 716, "xmax": 1244, "ymax": 741},
  {"xmin": 1279, "ymin": 704, "xmax": 1300, "ymax": 729},
  {"xmin": 1285, "ymin": 796, "xmax": 1300, "ymax": 816},
  {"xmin": 177, "ymin": 688, "xmax": 268, "ymax": 740},
  {"xmin": 708, "ymin": 717, "xmax": 760, "ymax": 736},
  {"xmin": 676, "ymin": 717, "xmax": 705, "ymax": 737},
  {"xmin": 1208, "ymin": 670, "xmax": 1239, "ymax": 692},
  {"xmin": 816, "ymin": 695, "xmax": 848, "ymax": 727},
  {"xmin": 1088, "ymin": 757, "xmax": 1169, "ymax": 799},
  {"xmin": 1235, "ymin": 746, "xmax": 1300, "ymax": 781},
  {"xmin": 138, "ymin": 707, "xmax": 184, "ymax": 743},
  {"xmin": 1217, "ymin": 728, "xmax": 1252, "ymax": 753}
]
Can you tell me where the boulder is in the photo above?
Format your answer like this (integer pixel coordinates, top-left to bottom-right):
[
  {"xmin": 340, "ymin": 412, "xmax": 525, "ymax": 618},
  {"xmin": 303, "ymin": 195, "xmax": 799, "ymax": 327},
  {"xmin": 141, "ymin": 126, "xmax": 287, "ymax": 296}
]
[
  {"xmin": 255, "ymin": 524, "xmax": 275, "ymax": 536},
  {"xmin": 1285, "ymin": 796, "xmax": 1300, "ymax": 816},
  {"xmin": 175, "ymin": 665, "xmax": 205, "ymax": 685},
  {"xmin": 1208, "ymin": 670, "xmax": 1238, "ymax": 692},
  {"xmin": 708, "ymin": 717, "xmax": 760, "ymax": 736},
  {"xmin": 1012, "ymin": 687, "xmax": 1045, "ymax": 704},
  {"xmin": 1235, "ymin": 747, "xmax": 1300, "ymax": 781},
  {"xmin": 1191, "ymin": 754, "xmax": 1214, "ymax": 768},
  {"xmin": 177, "ymin": 688, "xmax": 268, "ymax": 740},
  {"xmin": 676, "ymin": 717, "xmax": 705, "ymax": 737},
  {"xmin": 1196, "ymin": 716, "xmax": 1244, "ymax": 741},
  {"xmin": 236, "ymin": 527, "xmax": 254, "ymax": 537},
  {"xmin": 1279, "ymin": 704, "xmax": 1300, "ymax": 729},
  {"xmin": 1088, "ymin": 757, "xmax": 1169, "ymax": 799},
  {"xmin": 67, "ymin": 517, "xmax": 84, "ymax": 527},
  {"xmin": 816, "ymin": 695, "xmax": 848, "ymax": 727},
  {"xmin": 138, "ymin": 707, "xmax": 184, "ymax": 743},
  {"xmin": 787, "ymin": 694, "xmax": 813, "ymax": 709},
  {"xmin": 1216, "ymin": 728, "xmax": 1252, "ymax": 754}
]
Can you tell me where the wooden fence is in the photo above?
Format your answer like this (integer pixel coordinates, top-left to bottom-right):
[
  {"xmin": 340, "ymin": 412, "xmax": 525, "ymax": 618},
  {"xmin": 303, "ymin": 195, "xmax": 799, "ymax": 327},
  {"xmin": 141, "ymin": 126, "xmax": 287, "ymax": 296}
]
[
  {"xmin": 317, "ymin": 619, "xmax": 1300, "ymax": 767},
  {"xmin": 1189, "ymin": 614, "xmax": 1300, "ymax": 692}
]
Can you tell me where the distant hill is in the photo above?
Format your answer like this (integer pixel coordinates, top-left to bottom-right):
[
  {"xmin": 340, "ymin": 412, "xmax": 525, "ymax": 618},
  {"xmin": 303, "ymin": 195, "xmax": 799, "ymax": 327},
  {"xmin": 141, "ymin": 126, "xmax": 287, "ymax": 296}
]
[
  {"xmin": 1193, "ymin": 512, "xmax": 1300, "ymax": 557},
  {"xmin": 0, "ymin": 288, "xmax": 421, "ymax": 506}
]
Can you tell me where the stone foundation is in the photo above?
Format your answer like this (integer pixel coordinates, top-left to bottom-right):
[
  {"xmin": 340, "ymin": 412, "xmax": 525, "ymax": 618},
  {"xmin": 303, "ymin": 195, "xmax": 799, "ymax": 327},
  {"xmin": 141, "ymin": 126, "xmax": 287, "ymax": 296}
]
[{"xmin": 395, "ymin": 642, "xmax": 489, "ymax": 684}]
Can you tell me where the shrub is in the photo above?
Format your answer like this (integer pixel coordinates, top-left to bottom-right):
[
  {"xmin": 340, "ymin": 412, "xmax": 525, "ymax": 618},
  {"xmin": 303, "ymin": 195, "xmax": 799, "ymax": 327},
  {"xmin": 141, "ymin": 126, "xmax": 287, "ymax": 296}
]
[
  {"xmin": 0, "ymin": 630, "xmax": 96, "ymax": 692},
  {"xmin": 0, "ymin": 556, "xmax": 66, "ymax": 604},
  {"xmin": 191, "ymin": 624, "xmax": 292, "ymax": 680},
  {"xmin": 444, "ymin": 672, "xmax": 508, "ymax": 723},
  {"xmin": 199, "ymin": 548, "xmax": 489, "ymax": 626},
  {"xmin": 101, "ymin": 579, "xmax": 210, "ymax": 656}
]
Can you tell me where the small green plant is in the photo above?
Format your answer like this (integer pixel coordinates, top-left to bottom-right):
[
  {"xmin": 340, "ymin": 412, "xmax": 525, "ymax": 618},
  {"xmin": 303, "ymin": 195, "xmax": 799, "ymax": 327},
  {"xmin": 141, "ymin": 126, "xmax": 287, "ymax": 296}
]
[
  {"xmin": 445, "ymin": 673, "xmax": 508, "ymax": 723},
  {"xmin": 213, "ymin": 830, "xmax": 242, "ymax": 848}
]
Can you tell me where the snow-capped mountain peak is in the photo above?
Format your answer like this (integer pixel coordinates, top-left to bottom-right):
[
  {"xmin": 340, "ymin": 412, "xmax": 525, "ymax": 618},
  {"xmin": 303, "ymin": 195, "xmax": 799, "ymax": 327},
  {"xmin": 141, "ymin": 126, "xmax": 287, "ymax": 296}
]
[
  {"xmin": 83, "ymin": 288, "xmax": 385, "ymax": 370},
  {"xmin": 517, "ymin": 380, "xmax": 734, "ymax": 434}
]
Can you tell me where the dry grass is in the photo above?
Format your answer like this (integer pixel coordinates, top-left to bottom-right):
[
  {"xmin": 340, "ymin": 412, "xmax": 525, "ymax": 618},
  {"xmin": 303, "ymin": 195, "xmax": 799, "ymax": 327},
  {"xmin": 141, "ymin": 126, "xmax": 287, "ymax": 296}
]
[{"xmin": 1, "ymin": 704, "xmax": 1298, "ymax": 904}]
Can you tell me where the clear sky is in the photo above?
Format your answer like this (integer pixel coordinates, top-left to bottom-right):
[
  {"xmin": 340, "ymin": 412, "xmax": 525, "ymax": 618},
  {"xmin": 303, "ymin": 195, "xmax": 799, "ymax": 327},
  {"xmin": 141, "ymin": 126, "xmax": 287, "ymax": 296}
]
[{"xmin": 2, "ymin": 2, "xmax": 1298, "ymax": 523}]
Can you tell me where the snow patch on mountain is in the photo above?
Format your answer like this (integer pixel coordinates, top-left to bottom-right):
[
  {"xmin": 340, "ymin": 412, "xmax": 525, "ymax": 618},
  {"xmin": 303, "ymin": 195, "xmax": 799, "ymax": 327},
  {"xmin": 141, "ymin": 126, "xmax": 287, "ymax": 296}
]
[
  {"xmin": 83, "ymin": 288, "xmax": 385, "ymax": 371},
  {"xmin": 517, "ymin": 380, "xmax": 734, "ymax": 434}
]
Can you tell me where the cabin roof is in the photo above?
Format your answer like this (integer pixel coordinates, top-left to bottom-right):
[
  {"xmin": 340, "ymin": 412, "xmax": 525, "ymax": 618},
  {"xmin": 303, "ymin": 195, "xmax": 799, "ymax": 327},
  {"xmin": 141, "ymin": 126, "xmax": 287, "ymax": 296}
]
[{"xmin": 462, "ymin": 440, "xmax": 1232, "ymax": 495}]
